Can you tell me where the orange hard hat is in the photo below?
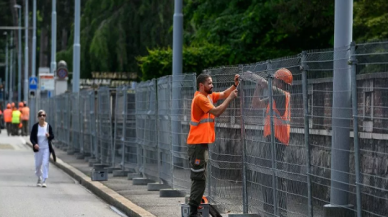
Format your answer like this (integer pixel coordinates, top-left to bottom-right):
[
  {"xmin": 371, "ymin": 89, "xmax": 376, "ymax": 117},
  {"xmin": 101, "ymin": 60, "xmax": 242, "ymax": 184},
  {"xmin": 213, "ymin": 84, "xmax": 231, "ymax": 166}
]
[
  {"xmin": 274, "ymin": 68, "xmax": 293, "ymax": 85},
  {"xmin": 11, "ymin": 102, "xmax": 15, "ymax": 107},
  {"xmin": 19, "ymin": 102, "xmax": 24, "ymax": 107},
  {"xmin": 7, "ymin": 103, "xmax": 11, "ymax": 108}
]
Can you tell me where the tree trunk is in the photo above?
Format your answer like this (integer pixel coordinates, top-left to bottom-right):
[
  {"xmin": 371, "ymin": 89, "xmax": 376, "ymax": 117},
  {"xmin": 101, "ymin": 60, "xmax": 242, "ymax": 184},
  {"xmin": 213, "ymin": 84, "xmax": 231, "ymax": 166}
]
[
  {"xmin": 39, "ymin": 27, "xmax": 48, "ymax": 67},
  {"xmin": 61, "ymin": 28, "xmax": 68, "ymax": 50}
]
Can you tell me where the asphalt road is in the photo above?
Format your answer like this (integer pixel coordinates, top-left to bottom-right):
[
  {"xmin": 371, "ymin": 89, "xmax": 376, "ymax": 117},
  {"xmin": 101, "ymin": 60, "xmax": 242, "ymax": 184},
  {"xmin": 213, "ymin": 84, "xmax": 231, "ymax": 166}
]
[{"xmin": 0, "ymin": 130, "xmax": 125, "ymax": 217}]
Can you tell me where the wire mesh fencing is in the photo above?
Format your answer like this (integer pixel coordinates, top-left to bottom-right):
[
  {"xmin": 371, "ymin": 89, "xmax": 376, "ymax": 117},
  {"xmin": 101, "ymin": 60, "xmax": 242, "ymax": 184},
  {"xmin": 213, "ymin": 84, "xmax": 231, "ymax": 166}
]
[
  {"xmin": 97, "ymin": 87, "xmax": 113, "ymax": 166},
  {"xmin": 44, "ymin": 40, "xmax": 388, "ymax": 217},
  {"xmin": 122, "ymin": 87, "xmax": 137, "ymax": 172},
  {"xmin": 113, "ymin": 86, "xmax": 126, "ymax": 169},
  {"xmin": 70, "ymin": 93, "xmax": 81, "ymax": 153},
  {"xmin": 80, "ymin": 90, "xmax": 92, "ymax": 156},
  {"xmin": 355, "ymin": 41, "xmax": 388, "ymax": 217},
  {"xmin": 157, "ymin": 76, "xmax": 173, "ymax": 186},
  {"xmin": 135, "ymin": 80, "xmax": 159, "ymax": 181},
  {"xmin": 171, "ymin": 73, "xmax": 196, "ymax": 192}
]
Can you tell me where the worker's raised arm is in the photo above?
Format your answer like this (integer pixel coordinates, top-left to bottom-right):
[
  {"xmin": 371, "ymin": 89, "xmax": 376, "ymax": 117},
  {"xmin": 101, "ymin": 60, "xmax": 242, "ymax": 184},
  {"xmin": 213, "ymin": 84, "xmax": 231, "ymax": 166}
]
[
  {"xmin": 209, "ymin": 89, "xmax": 238, "ymax": 117},
  {"xmin": 218, "ymin": 74, "xmax": 240, "ymax": 100}
]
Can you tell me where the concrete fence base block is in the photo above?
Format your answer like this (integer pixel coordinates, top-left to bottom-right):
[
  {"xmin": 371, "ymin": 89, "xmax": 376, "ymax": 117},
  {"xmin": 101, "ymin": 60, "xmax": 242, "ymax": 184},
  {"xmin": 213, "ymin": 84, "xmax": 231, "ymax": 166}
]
[
  {"xmin": 75, "ymin": 153, "xmax": 85, "ymax": 159},
  {"xmin": 88, "ymin": 159, "xmax": 99, "ymax": 167},
  {"xmin": 147, "ymin": 183, "xmax": 170, "ymax": 191},
  {"xmin": 324, "ymin": 204, "xmax": 354, "ymax": 217},
  {"xmin": 84, "ymin": 156, "xmax": 91, "ymax": 162},
  {"xmin": 228, "ymin": 214, "xmax": 260, "ymax": 217},
  {"xmin": 67, "ymin": 149, "xmax": 76, "ymax": 155},
  {"xmin": 127, "ymin": 173, "xmax": 141, "ymax": 180},
  {"xmin": 106, "ymin": 167, "xmax": 122, "ymax": 173},
  {"xmin": 93, "ymin": 164, "xmax": 110, "ymax": 169},
  {"xmin": 112, "ymin": 170, "xmax": 130, "ymax": 177},
  {"xmin": 132, "ymin": 178, "xmax": 154, "ymax": 185},
  {"xmin": 160, "ymin": 189, "xmax": 186, "ymax": 197}
]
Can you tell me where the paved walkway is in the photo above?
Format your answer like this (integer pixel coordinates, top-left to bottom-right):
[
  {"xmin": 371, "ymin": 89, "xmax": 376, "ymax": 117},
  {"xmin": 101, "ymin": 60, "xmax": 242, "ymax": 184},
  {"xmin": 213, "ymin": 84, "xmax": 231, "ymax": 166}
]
[{"xmin": 0, "ymin": 131, "xmax": 124, "ymax": 217}]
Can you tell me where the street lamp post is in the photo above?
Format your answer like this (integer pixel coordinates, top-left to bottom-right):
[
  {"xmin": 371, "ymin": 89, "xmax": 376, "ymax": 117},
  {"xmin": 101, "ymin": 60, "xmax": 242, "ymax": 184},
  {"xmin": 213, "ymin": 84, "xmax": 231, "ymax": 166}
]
[
  {"xmin": 30, "ymin": 0, "xmax": 37, "ymax": 128},
  {"xmin": 51, "ymin": 0, "xmax": 57, "ymax": 76},
  {"xmin": 72, "ymin": 0, "xmax": 81, "ymax": 93},
  {"xmin": 24, "ymin": 0, "xmax": 29, "ymax": 103},
  {"xmin": 14, "ymin": 4, "xmax": 22, "ymax": 104},
  {"xmin": 9, "ymin": 31, "xmax": 13, "ymax": 103},
  {"xmin": 4, "ymin": 32, "xmax": 8, "ymax": 103}
]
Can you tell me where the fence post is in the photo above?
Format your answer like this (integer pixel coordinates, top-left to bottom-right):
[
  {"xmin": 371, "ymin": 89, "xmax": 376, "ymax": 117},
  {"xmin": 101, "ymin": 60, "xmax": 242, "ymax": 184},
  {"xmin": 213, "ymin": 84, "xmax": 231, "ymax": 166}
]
[
  {"xmin": 350, "ymin": 41, "xmax": 362, "ymax": 217},
  {"xmin": 267, "ymin": 60, "xmax": 278, "ymax": 216},
  {"xmin": 121, "ymin": 87, "xmax": 128, "ymax": 169},
  {"xmin": 238, "ymin": 65, "xmax": 248, "ymax": 213},
  {"xmin": 301, "ymin": 51, "xmax": 313, "ymax": 217}
]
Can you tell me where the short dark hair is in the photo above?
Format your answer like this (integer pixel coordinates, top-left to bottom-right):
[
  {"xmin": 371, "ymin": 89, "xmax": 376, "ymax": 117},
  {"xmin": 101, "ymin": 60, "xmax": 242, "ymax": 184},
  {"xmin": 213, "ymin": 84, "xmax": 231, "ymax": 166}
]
[{"xmin": 197, "ymin": 74, "xmax": 211, "ymax": 89}]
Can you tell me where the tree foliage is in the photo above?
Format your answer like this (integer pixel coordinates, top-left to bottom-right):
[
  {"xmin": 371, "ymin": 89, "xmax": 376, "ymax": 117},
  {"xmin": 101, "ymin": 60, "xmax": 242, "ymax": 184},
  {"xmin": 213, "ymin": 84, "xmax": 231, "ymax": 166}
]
[
  {"xmin": 137, "ymin": 43, "xmax": 230, "ymax": 80},
  {"xmin": 1, "ymin": 0, "xmax": 388, "ymax": 82}
]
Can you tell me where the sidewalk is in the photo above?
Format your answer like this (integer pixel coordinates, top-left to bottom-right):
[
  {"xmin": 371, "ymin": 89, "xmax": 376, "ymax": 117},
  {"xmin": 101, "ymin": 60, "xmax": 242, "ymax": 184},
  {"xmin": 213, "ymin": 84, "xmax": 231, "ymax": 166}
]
[{"xmin": 23, "ymin": 137, "xmax": 190, "ymax": 217}]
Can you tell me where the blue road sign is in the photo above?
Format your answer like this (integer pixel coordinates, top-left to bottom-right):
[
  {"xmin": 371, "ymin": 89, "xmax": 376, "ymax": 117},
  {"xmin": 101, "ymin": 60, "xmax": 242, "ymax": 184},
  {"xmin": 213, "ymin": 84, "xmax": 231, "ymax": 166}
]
[{"xmin": 29, "ymin": 76, "xmax": 38, "ymax": 90}]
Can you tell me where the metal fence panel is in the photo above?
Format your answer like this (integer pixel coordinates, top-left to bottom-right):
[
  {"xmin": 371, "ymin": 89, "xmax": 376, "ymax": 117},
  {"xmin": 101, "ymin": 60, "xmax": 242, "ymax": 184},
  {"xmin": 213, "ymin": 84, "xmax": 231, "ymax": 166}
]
[
  {"xmin": 135, "ymin": 80, "xmax": 158, "ymax": 181},
  {"xmin": 123, "ymin": 87, "xmax": 137, "ymax": 171},
  {"xmin": 171, "ymin": 73, "xmax": 196, "ymax": 192},
  {"xmin": 114, "ymin": 86, "xmax": 126, "ymax": 169},
  {"xmin": 355, "ymin": 41, "xmax": 388, "ymax": 217},
  {"xmin": 157, "ymin": 76, "xmax": 172, "ymax": 186},
  {"xmin": 97, "ymin": 87, "xmax": 113, "ymax": 165},
  {"xmin": 70, "ymin": 93, "xmax": 81, "ymax": 153}
]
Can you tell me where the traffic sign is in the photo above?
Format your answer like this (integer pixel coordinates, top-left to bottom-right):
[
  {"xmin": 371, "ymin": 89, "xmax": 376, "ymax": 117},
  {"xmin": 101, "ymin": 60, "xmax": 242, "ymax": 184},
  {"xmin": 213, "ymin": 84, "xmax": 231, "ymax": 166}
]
[
  {"xmin": 57, "ymin": 67, "xmax": 68, "ymax": 79},
  {"xmin": 29, "ymin": 76, "xmax": 38, "ymax": 90}
]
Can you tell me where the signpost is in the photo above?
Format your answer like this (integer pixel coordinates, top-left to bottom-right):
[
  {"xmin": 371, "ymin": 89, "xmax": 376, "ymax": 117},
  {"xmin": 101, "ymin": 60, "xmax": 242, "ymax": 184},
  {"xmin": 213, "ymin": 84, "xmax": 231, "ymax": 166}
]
[
  {"xmin": 29, "ymin": 76, "xmax": 38, "ymax": 90},
  {"xmin": 39, "ymin": 74, "xmax": 55, "ymax": 91}
]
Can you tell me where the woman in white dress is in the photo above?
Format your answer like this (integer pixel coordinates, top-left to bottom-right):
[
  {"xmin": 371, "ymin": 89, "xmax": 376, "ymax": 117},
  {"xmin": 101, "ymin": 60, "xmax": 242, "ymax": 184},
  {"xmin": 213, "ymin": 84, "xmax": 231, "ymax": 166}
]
[{"xmin": 30, "ymin": 110, "xmax": 56, "ymax": 187}]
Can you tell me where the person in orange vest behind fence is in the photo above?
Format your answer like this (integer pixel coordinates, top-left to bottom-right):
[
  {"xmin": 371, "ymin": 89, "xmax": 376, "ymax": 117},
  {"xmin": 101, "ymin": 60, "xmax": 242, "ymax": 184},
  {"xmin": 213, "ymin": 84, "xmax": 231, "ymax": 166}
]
[
  {"xmin": 11, "ymin": 105, "xmax": 22, "ymax": 136},
  {"xmin": 251, "ymin": 68, "xmax": 293, "ymax": 217},
  {"xmin": 18, "ymin": 101, "xmax": 24, "ymax": 111},
  {"xmin": 186, "ymin": 74, "xmax": 239, "ymax": 217},
  {"xmin": 3, "ymin": 103, "xmax": 13, "ymax": 136},
  {"xmin": 0, "ymin": 108, "xmax": 2, "ymax": 134},
  {"xmin": 21, "ymin": 101, "xmax": 30, "ymax": 136}
]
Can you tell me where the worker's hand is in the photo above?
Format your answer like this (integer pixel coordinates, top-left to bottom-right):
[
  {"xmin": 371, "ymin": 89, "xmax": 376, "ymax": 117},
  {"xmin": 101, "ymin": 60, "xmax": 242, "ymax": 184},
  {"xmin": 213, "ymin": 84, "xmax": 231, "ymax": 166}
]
[
  {"xmin": 228, "ymin": 89, "xmax": 238, "ymax": 100},
  {"xmin": 34, "ymin": 144, "xmax": 39, "ymax": 151},
  {"xmin": 45, "ymin": 133, "xmax": 49, "ymax": 138},
  {"xmin": 234, "ymin": 74, "xmax": 240, "ymax": 87}
]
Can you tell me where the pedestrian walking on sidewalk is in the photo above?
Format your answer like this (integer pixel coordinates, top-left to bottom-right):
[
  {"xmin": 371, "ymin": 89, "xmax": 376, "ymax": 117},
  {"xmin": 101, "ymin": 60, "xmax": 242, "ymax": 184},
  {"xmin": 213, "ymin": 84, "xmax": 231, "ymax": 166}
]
[
  {"xmin": 30, "ymin": 110, "xmax": 56, "ymax": 187},
  {"xmin": 186, "ymin": 74, "xmax": 239, "ymax": 217}
]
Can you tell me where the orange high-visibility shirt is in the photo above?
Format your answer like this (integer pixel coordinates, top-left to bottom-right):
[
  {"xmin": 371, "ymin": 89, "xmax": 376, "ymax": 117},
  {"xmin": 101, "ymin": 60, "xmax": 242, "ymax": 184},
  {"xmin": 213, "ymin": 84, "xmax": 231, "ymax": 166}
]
[
  {"xmin": 21, "ymin": 107, "xmax": 30, "ymax": 120},
  {"xmin": 3, "ymin": 109, "xmax": 12, "ymax": 123},
  {"xmin": 263, "ymin": 91, "xmax": 291, "ymax": 145},
  {"xmin": 187, "ymin": 91, "xmax": 220, "ymax": 144}
]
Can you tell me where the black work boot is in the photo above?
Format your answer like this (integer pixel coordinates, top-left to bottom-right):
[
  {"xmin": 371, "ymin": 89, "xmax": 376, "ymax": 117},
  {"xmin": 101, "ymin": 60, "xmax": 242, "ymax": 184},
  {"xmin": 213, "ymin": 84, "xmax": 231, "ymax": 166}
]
[{"xmin": 189, "ymin": 205, "xmax": 199, "ymax": 217}]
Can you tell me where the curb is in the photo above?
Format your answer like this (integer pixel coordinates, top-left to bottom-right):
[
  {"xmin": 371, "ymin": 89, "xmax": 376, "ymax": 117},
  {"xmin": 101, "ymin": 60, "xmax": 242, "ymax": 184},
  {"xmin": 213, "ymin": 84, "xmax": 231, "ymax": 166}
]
[{"xmin": 25, "ymin": 140, "xmax": 156, "ymax": 217}]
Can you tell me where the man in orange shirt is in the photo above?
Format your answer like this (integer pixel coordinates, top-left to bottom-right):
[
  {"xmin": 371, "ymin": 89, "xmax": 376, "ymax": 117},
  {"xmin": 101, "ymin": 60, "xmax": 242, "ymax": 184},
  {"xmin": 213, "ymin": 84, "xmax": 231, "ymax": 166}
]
[
  {"xmin": 251, "ymin": 68, "xmax": 293, "ymax": 217},
  {"xmin": 3, "ymin": 104, "xmax": 13, "ymax": 136},
  {"xmin": 21, "ymin": 101, "xmax": 30, "ymax": 136},
  {"xmin": 187, "ymin": 74, "xmax": 239, "ymax": 217}
]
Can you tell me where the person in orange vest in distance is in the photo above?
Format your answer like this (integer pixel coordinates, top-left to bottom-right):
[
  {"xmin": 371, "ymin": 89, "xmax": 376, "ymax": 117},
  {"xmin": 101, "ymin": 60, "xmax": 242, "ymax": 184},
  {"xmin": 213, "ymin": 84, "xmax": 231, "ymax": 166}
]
[
  {"xmin": 186, "ymin": 74, "xmax": 239, "ymax": 217},
  {"xmin": 3, "ymin": 104, "xmax": 13, "ymax": 136},
  {"xmin": 251, "ymin": 68, "xmax": 293, "ymax": 217},
  {"xmin": 21, "ymin": 101, "xmax": 30, "ymax": 136},
  {"xmin": 0, "ymin": 108, "xmax": 2, "ymax": 134},
  {"xmin": 18, "ymin": 102, "xmax": 24, "ymax": 111}
]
